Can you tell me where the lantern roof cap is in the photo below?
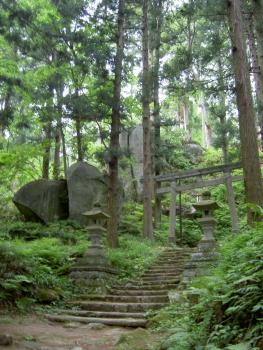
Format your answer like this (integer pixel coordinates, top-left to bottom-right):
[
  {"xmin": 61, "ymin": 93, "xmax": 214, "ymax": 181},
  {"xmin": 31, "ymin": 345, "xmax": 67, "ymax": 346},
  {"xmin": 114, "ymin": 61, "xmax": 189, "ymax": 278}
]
[
  {"xmin": 82, "ymin": 208, "xmax": 110, "ymax": 219},
  {"xmin": 193, "ymin": 200, "xmax": 219, "ymax": 211}
]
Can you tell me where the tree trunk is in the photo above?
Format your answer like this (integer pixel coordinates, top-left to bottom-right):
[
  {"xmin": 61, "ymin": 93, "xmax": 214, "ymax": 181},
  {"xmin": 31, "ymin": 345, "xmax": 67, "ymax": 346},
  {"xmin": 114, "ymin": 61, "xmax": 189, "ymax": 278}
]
[
  {"xmin": 56, "ymin": 85, "xmax": 67, "ymax": 177},
  {"xmin": 246, "ymin": 14, "xmax": 261, "ymax": 101},
  {"xmin": 227, "ymin": 0, "xmax": 263, "ymax": 223},
  {"xmin": 252, "ymin": 0, "xmax": 263, "ymax": 149},
  {"xmin": 218, "ymin": 57, "xmax": 229, "ymax": 163},
  {"xmin": 142, "ymin": 0, "xmax": 154, "ymax": 240},
  {"xmin": 76, "ymin": 116, "xmax": 83, "ymax": 162},
  {"xmin": 200, "ymin": 96, "xmax": 211, "ymax": 148},
  {"xmin": 42, "ymin": 121, "xmax": 52, "ymax": 179},
  {"xmin": 75, "ymin": 88, "xmax": 83, "ymax": 162},
  {"xmin": 59, "ymin": 121, "xmax": 67, "ymax": 177},
  {"xmin": 107, "ymin": 0, "xmax": 125, "ymax": 248},
  {"xmin": 53, "ymin": 124, "xmax": 61, "ymax": 180},
  {"xmin": 153, "ymin": 0, "xmax": 163, "ymax": 228}
]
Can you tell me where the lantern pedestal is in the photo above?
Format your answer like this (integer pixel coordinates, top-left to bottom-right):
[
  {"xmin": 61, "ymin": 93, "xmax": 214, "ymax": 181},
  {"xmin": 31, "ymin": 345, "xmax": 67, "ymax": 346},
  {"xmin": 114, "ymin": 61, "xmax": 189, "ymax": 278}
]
[
  {"xmin": 182, "ymin": 192, "xmax": 219, "ymax": 285},
  {"xmin": 70, "ymin": 210, "xmax": 118, "ymax": 289}
]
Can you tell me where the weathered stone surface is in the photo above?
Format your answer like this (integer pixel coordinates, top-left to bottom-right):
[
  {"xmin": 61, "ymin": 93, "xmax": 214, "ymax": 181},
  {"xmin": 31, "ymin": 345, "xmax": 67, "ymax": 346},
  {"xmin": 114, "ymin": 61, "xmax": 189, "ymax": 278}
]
[
  {"xmin": 35, "ymin": 288, "xmax": 60, "ymax": 303},
  {"xmin": 183, "ymin": 142, "xmax": 203, "ymax": 163},
  {"xmin": 13, "ymin": 180, "xmax": 68, "ymax": 224},
  {"xmin": 114, "ymin": 328, "xmax": 159, "ymax": 350},
  {"xmin": 67, "ymin": 162, "xmax": 108, "ymax": 225},
  {"xmin": 46, "ymin": 248, "xmax": 192, "ymax": 328},
  {"xmin": 0, "ymin": 334, "xmax": 13, "ymax": 346},
  {"xmin": 85, "ymin": 322, "xmax": 106, "ymax": 330}
]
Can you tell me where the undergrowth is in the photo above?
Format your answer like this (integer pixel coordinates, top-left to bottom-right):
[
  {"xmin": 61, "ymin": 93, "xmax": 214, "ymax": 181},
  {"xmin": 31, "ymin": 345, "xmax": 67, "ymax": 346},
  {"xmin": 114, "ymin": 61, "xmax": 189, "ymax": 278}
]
[{"xmin": 150, "ymin": 222, "xmax": 263, "ymax": 350}]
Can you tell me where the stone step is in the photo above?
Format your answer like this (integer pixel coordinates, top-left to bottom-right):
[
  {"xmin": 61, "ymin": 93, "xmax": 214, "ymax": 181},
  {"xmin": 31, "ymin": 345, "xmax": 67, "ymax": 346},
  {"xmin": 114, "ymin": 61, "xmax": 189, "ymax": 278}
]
[
  {"xmin": 141, "ymin": 275, "xmax": 181, "ymax": 280},
  {"xmin": 146, "ymin": 267, "xmax": 184, "ymax": 272},
  {"xmin": 110, "ymin": 289, "xmax": 169, "ymax": 296},
  {"xmin": 125, "ymin": 283, "xmax": 179, "ymax": 290},
  {"xmin": 70, "ymin": 301, "xmax": 166, "ymax": 312},
  {"xmin": 132, "ymin": 278, "xmax": 180, "ymax": 285},
  {"xmin": 143, "ymin": 270, "xmax": 183, "ymax": 276},
  {"xmin": 153, "ymin": 259, "xmax": 188, "ymax": 263},
  {"xmin": 45, "ymin": 314, "xmax": 147, "ymax": 327},
  {"xmin": 159, "ymin": 253, "xmax": 191, "ymax": 258},
  {"xmin": 158, "ymin": 254, "xmax": 189, "ymax": 258},
  {"xmin": 151, "ymin": 264, "xmax": 186, "ymax": 269},
  {"xmin": 80, "ymin": 294, "xmax": 169, "ymax": 303},
  {"xmin": 145, "ymin": 270, "xmax": 183, "ymax": 275},
  {"xmin": 54, "ymin": 309, "xmax": 146, "ymax": 319}
]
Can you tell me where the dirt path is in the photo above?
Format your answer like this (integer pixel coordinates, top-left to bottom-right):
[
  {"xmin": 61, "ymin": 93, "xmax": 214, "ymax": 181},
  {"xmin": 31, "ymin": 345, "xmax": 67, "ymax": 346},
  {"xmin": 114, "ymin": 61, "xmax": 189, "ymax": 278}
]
[{"xmin": 0, "ymin": 314, "xmax": 132, "ymax": 350}]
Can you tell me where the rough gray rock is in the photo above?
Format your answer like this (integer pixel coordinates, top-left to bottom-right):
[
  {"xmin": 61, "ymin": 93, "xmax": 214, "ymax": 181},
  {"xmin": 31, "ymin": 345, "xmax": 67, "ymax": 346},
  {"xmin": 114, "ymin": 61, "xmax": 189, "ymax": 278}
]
[
  {"xmin": 13, "ymin": 180, "xmax": 68, "ymax": 224},
  {"xmin": 0, "ymin": 334, "xmax": 13, "ymax": 346},
  {"xmin": 184, "ymin": 142, "xmax": 203, "ymax": 162},
  {"xmin": 67, "ymin": 162, "xmax": 108, "ymax": 225}
]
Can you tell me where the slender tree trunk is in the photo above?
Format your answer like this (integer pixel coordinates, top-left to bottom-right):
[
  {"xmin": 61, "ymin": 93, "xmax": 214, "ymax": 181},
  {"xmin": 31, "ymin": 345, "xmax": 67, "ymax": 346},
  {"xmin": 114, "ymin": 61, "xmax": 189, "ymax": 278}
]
[
  {"xmin": 153, "ymin": 0, "xmax": 163, "ymax": 227},
  {"xmin": 183, "ymin": 97, "xmax": 192, "ymax": 140},
  {"xmin": 142, "ymin": 0, "xmax": 154, "ymax": 240},
  {"xmin": 76, "ymin": 116, "xmax": 83, "ymax": 162},
  {"xmin": 107, "ymin": 0, "xmax": 125, "ymax": 248},
  {"xmin": 218, "ymin": 57, "xmax": 229, "ymax": 163},
  {"xmin": 200, "ymin": 95, "xmax": 211, "ymax": 148},
  {"xmin": 42, "ymin": 121, "xmax": 52, "ymax": 179},
  {"xmin": 75, "ymin": 89, "xmax": 83, "ymax": 162},
  {"xmin": 246, "ymin": 14, "xmax": 261, "ymax": 100},
  {"xmin": 56, "ymin": 85, "xmax": 67, "ymax": 177},
  {"xmin": 53, "ymin": 124, "xmax": 61, "ymax": 180},
  {"xmin": 252, "ymin": 0, "xmax": 263, "ymax": 149},
  {"xmin": 227, "ymin": 0, "xmax": 263, "ymax": 222}
]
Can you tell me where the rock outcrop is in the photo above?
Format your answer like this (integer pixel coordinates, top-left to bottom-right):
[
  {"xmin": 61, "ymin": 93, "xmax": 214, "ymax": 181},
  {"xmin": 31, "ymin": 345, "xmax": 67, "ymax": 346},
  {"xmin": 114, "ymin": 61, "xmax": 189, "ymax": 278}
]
[
  {"xmin": 67, "ymin": 162, "xmax": 108, "ymax": 225},
  {"xmin": 13, "ymin": 179, "xmax": 68, "ymax": 224}
]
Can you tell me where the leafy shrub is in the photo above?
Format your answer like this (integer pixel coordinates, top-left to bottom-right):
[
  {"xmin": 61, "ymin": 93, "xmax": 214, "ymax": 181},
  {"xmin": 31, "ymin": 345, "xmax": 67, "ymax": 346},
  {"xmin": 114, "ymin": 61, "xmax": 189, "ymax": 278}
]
[
  {"xmin": 0, "ymin": 227, "xmax": 88, "ymax": 308},
  {"xmin": 150, "ymin": 223, "xmax": 263, "ymax": 349},
  {"xmin": 107, "ymin": 234, "xmax": 162, "ymax": 279}
]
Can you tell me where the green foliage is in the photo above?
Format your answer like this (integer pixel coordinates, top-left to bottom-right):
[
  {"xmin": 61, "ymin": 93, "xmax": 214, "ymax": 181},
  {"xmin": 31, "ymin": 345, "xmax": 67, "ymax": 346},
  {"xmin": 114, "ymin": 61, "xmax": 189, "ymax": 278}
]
[
  {"xmin": 0, "ymin": 145, "xmax": 43, "ymax": 216},
  {"xmin": 0, "ymin": 221, "xmax": 88, "ymax": 308},
  {"xmin": 119, "ymin": 202, "xmax": 143, "ymax": 236},
  {"xmin": 107, "ymin": 234, "xmax": 161, "ymax": 279},
  {"xmin": 150, "ymin": 223, "xmax": 263, "ymax": 349}
]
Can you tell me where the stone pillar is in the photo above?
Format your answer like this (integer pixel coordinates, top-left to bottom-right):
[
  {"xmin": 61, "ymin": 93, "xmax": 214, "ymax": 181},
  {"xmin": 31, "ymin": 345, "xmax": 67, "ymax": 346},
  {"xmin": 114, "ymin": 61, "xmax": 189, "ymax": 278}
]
[
  {"xmin": 168, "ymin": 182, "xmax": 177, "ymax": 244},
  {"xmin": 182, "ymin": 192, "xmax": 219, "ymax": 285},
  {"xmin": 224, "ymin": 171, "xmax": 239, "ymax": 233},
  {"xmin": 70, "ymin": 209, "xmax": 118, "ymax": 289}
]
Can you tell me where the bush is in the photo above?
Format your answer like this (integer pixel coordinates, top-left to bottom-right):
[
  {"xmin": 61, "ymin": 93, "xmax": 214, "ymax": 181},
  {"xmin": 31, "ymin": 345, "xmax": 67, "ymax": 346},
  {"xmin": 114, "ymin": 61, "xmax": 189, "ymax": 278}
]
[
  {"xmin": 150, "ymin": 223, "xmax": 263, "ymax": 349},
  {"xmin": 107, "ymin": 234, "xmax": 162, "ymax": 279}
]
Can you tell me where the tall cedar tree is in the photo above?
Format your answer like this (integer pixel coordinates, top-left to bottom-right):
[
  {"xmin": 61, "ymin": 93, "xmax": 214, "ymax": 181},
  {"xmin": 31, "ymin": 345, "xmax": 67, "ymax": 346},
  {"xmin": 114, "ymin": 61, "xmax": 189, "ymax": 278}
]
[
  {"xmin": 142, "ymin": 0, "xmax": 154, "ymax": 239},
  {"xmin": 152, "ymin": 0, "xmax": 163, "ymax": 227},
  {"xmin": 252, "ymin": 0, "xmax": 263, "ymax": 149},
  {"xmin": 107, "ymin": 0, "xmax": 125, "ymax": 248},
  {"xmin": 227, "ymin": 0, "xmax": 263, "ymax": 222}
]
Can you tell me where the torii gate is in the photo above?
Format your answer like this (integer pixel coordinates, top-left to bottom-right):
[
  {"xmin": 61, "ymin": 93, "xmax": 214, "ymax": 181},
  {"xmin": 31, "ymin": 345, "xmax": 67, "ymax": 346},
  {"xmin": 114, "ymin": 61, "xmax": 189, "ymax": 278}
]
[{"xmin": 155, "ymin": 162, "xmax": 243, "ymax": 243}]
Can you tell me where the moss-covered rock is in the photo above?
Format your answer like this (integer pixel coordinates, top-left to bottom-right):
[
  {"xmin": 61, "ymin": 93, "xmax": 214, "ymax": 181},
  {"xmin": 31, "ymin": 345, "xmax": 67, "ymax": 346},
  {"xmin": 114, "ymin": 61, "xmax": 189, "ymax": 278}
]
[
  {"xmin": 35, "ymin": 288, "xmax": 60, "ymax": 303},
  {"xmin": 114, "ymin": 328, "xmax": 161, "ymax": 350}
]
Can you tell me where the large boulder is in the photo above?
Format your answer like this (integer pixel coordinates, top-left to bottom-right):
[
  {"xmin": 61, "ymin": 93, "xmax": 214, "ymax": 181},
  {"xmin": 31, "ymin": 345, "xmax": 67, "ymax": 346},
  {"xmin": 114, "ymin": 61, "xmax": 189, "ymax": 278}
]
[
  {"xmin": 184, "ymin": 142, "xmax": 203, "ymax": 163},
  {"xmin": 13, "ymin": 180, "xmax": 68, "ymax": 223},
  {"xmin": 67, "ymin": 162, "xmax": 108, "ymax": 225}
]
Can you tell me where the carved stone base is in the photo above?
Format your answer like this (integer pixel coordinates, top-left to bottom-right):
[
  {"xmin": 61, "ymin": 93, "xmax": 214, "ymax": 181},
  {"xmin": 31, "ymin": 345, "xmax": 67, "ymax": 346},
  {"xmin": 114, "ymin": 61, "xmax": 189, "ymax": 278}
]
[{"xmin": 70, "ymin": 248, "xmax": 118, "ymax": 288}]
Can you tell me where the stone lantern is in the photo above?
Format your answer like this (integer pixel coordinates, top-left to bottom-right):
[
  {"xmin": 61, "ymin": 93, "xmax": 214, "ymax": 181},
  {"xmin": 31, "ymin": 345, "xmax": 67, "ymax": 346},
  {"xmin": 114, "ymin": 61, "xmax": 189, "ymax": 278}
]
[
  {"xmin": 193, "ymin": 191, "xmax": 219, "ymax": 251},
  {"xmin": 182, "ymin": 191, "xmax": 219, "ymax": 285},
  {"xmin": 70, "ymin": 207, "xmax": 118, "ymax": 287}
]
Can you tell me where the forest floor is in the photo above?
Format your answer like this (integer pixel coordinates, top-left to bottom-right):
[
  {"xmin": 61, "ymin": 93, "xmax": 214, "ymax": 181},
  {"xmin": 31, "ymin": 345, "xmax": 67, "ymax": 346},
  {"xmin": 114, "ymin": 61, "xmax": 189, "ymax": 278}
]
[{"xmin": 0, "ymin": 314, "xmax": 134, "ymax": 350}]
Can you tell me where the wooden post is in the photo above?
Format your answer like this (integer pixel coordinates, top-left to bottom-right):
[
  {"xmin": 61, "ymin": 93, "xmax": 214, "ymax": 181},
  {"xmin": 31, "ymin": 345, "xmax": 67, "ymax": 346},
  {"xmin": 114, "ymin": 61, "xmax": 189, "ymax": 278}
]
[
  {"xmin": 168, "ymin": 182, "xmax": 177, "ymax": 244},
  {"xmin": 225, "ymin": 171, "xmax": 239, "ymax": 233}
]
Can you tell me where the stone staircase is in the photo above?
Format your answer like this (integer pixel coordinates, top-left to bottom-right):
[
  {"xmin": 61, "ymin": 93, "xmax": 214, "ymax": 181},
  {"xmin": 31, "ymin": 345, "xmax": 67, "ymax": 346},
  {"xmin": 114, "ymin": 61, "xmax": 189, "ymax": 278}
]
[{"xmin": 46, "ymin": 247, "xmax": 192, "ymax": 327}]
